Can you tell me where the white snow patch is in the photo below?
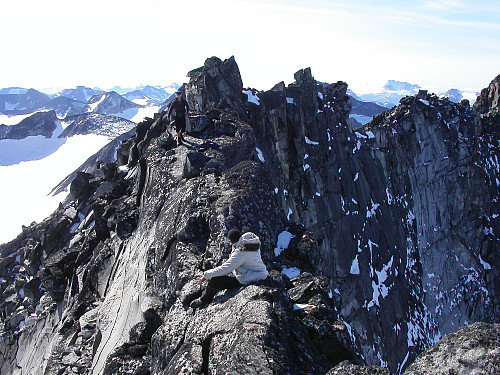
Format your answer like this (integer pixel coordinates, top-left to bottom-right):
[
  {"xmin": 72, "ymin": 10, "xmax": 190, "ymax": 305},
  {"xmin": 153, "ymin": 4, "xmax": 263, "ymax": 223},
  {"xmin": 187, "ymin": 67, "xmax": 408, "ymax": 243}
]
[
  {"xmin": 315, "ymin": 192, "xmax": 321, "ymax": 196},
  {"xmin": 0, "ymin": 113, "xmax": 35, "ymax": 126},
  {"xmin": 419, "ymin": 99, "xmax": 430, "ymax": 106},
  {"xmin": 115, "ymin": 105, "xmax": 160, "ymax": 123},
  {"xmin": 243, "ymin": 90, "xmax": 260, "ymax": 105},
  {"xmin": 354, "ymin": 172, "xmax": 359, "ymax": 181},
  {"xmin": 355, "ymin": 131, "xmax": 367, "ymax": 139},
  {"xmin": 366, "ymin": 200, "xmax": 381, "ymax": 218},
  {"xmin": 350, "ymin": 255, "xmax": 360, "ymax": 274},
  {"xmin": 479, "ymin": 254, "xmax": 492, "ymax": 270},
  {"xmin": 341, "ymin": 319, "xmax": 357, "ymax": 346},
  {"xmin": 274, "ymin": 188, "xmax": 279, "ymax": 194},
  {"xmin": 366, "ymin": 256, "xmax": 393, "ymax": 309},
  {"xmin": 303, "ymin": 164, "xmax": 310, "ymax": 171},
  {"xmin": 287, "ymin": 208, "xmax": 293, "ymax": 220},
  {"xmin": 130, "ymin": 98, "xmax": 150, "ymax": 106},
  {"xmin": 353, "ymin": 139, "xmax": 362, "ymax": 153},
  {"xmin": 317, "ymin": 92, "xmax": 323, "ymax": 100},
  {"xmin": 274, "ymin": 231, "xmax": 295, "ymax": 257},
  {"xmin": 282, "ymin": 266, "xmax": 301, "ymax": 278},
  {"xmin": 386, "ymin": 187, "xmax": 393, "ymax": 205},
  {"xmin": 305, "ymin": 136, "xmax": 319, "ymax": 145},
  {"xmin": 255, "ymin": 148, "xmax": 265, "ymax": 163},
  {"xmin": 399, "ymin": 352, "xmax": 411, "ymax": 374},
  {"xmin": 286, "ymin": 97, "xmax": 295, "ymax": 104},
  {"xmin": 406, "ymin": 210, "xmax": 416, "ymax": 226},
  {"xmin": 86, "ymin": 94, "xmax": 107, "ymax": 112},
  {"xmin": 366, "ymin": 131, "xmax": 375, "ymax": 139},
  {"xmin": 304, "ymin": 153, "xmax": 309, "ymax": 160},
  {"xmin": 293, "ymin": 303, "xmax": 314, "ymax": 310}
]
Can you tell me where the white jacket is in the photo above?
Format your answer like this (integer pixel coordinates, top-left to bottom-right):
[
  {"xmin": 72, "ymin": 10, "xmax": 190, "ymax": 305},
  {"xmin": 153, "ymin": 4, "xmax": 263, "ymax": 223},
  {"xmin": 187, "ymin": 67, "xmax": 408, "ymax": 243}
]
[{"xmin": 204, "ymin": 232, "xmax": 269, "ymax": 284}]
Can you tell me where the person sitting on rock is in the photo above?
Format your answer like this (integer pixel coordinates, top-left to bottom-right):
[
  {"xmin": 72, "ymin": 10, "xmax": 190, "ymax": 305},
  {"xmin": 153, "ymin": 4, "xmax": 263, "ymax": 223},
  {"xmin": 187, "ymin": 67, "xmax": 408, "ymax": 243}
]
[
  {"xmin": 185, "ymin": 229, "xmax": 269, "ymax": 309},
  {"xmin": 167, "ymin": 91, "xmax": 190, "ymax": 146}
]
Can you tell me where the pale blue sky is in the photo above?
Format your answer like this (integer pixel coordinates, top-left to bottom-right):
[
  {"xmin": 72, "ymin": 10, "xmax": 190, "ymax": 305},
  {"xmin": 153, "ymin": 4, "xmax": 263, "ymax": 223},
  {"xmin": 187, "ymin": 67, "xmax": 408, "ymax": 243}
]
[{"xmin": 1, "ymin": 0, "xmax": 499, "ymax": 94}]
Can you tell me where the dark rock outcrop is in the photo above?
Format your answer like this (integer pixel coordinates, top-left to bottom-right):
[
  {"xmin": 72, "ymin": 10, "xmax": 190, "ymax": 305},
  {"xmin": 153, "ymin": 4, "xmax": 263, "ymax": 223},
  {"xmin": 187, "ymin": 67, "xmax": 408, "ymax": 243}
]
[
  {"xmin": 474, "ymin": 74, "xmax": 500, "ymax": 117},
  {"xmin": 0, "ymin": 110, "xmax": 58, "ymax": 139},
  {"xmin": 0, "ymin": 58, "xmax": 497, "ymax": 375},
  {"xmin": 186, "ymin": 56, "xmax": 246, "ymax": 116}
]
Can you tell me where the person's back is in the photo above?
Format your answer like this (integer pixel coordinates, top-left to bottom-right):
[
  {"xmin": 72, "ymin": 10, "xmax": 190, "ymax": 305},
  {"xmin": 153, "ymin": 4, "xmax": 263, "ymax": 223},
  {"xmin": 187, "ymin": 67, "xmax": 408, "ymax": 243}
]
[
  {"xmin": 229, "ymin": 232, "xmax": 268, "ymax": 284},
  {"xmin": 185, "ymin": 229, "xmax": 268, "ymax": 308}
]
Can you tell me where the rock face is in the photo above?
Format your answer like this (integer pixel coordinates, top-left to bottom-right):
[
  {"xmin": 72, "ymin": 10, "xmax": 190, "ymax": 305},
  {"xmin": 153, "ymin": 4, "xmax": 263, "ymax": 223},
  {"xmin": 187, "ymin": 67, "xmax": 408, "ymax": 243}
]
[
  {"xmin": 186, "ymin": 56, "xmax": 246, "ymax": 115},
  {"xmin": 0, "ymin": 110, "xmax": 58, "ymax": 139},
  {"xmin": 474, "ymin": 73, "xmax": 500, "ymax": 118},
  {"xmin": 0, "ymin": 58, "xmax": 498, "ymax": 375},
  {"xmin": 44, "ymin": 96, "xmax": 86, "ymax": 117},
  {"xmin": 405, "ymin": 322, "xmax": 499, "ymax": 375}
]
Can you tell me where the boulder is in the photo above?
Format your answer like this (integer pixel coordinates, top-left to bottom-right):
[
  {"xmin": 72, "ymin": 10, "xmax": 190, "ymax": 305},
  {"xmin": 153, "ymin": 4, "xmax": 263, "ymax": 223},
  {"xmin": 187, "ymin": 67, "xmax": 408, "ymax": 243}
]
[
  {"xmin": 182, "ymin": 152, "xmax": 210, "ymax": 179},
  {"xmin": 327, "ymin": 360, "xmax": 390, "ymax": 374},
  {"xmin": 186, "ymin": 115, "xmax": 211, "ymax": 133},
  {"xmin": 70, "ymin": 172, "xmax": 93, "ymax": 200},
  {"xmin": 404, "ymin": 322, "xmax": 500, "ymax": 375}
]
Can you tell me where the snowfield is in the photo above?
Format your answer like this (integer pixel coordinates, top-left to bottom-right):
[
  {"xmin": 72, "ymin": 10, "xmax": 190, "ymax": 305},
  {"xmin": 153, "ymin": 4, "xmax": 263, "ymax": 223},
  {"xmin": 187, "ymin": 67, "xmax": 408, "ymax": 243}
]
[
  {"xmin": 0, "ymin": 120, "xmax": 66, "ymax": 166},
  {"xmin": 115, "ymin": 105, "xmax": 160, "ymax": 123},
  {"xmin": 0, "ymin": 134, "xmax": 113, "ymax": 244}
]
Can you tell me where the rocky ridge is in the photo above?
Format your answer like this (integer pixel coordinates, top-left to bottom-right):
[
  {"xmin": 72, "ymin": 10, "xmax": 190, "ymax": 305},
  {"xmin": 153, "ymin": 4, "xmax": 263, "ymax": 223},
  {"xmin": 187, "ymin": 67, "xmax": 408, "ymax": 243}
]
[
  {"xmin": 0, "ymin": 110, "xmax": 59, "ymax": 140},
  {"xmin": 0, "ymin": 57, "xmax": 498, "ymax": 375}
]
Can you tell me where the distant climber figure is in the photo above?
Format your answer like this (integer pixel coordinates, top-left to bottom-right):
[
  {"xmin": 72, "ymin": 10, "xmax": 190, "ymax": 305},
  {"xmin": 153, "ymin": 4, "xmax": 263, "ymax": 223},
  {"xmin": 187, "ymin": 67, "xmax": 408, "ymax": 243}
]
[
  {"xmin": 185, "ymin": 229, "xmax": 269, "ymax": 309},
  {"xmin": 167, "ymin": 91, "xmax": 190, "ymax": 145}
]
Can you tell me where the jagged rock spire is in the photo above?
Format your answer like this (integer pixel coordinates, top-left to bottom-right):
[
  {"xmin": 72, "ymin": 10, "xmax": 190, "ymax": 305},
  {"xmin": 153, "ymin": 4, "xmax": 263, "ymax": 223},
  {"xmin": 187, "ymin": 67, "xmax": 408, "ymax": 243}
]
[
  {"xmin": 474, "ymin": 73, "xmax": 500, "ymax": 117},
  {"xmin": 185, "ymin": 56, "xmax": 245, "ymax": 115}
]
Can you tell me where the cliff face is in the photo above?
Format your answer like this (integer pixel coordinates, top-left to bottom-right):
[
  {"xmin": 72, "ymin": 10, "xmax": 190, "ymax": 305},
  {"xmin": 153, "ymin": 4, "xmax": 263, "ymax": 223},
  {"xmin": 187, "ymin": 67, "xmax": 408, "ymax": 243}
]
[
  {"xmin": 246, "ymin": 69, "xmax": 498, "ymax": 372},
  {"xmin": 0, "ymin": 57, "xmax": 498, "ymax": 375}
]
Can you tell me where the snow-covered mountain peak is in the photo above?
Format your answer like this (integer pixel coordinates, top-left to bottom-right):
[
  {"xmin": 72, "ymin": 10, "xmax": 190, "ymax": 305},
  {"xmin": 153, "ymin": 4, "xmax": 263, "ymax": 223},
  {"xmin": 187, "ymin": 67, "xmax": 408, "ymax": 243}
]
[
  {"xmin": 84, "ymin": 91, "xmax": 141, "ymax": 115},
  {"xmin": 0, "ymin": 87, "xmax": 30, "ymax": 95},
  {"xmin": 383, "ymin": 80, "xmax": 421, "ymax": 92}
]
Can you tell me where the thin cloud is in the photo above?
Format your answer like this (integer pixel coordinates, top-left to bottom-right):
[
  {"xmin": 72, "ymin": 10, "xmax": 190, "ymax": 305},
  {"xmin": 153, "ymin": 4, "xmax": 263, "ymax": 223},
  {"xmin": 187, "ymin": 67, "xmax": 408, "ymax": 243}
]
[{"xmin": 421, "ymin": 0, "xmax": 468, "ymax": 11}]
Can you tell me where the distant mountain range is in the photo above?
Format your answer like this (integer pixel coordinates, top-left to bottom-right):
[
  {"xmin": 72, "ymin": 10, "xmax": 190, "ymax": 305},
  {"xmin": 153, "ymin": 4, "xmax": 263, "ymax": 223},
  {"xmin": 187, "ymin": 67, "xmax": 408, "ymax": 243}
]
[
  {"xmin": 349, "ymin": 79, "xmax": 479, "ymax": 108},
  {"xmin": 347, "ymin": 80, "xmax": 480, "ymax": 127},
  {"xmin": 0, "ymin": 84, "xmax": 178, "ymax": 242},
  {"xmin": 0, "ymin": 84, "xmax": 179, "ymax": 118}
]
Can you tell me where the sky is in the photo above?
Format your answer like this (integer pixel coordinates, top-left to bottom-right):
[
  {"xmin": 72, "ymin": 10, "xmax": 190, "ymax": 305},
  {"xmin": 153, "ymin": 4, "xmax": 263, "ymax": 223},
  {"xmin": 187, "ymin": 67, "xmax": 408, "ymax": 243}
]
[{"xmin": 1, "ymin": 0, "xmax": 499, "ymax": 94}]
